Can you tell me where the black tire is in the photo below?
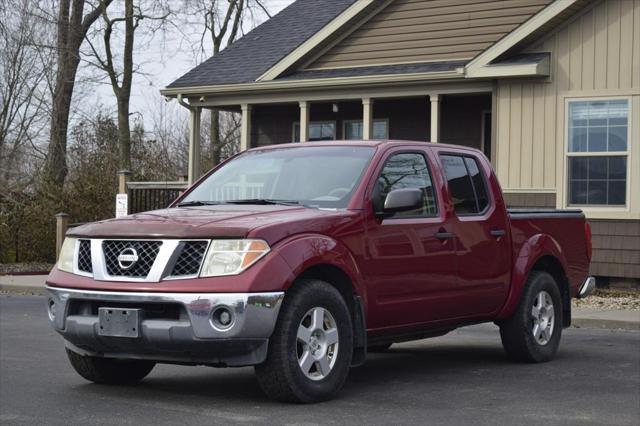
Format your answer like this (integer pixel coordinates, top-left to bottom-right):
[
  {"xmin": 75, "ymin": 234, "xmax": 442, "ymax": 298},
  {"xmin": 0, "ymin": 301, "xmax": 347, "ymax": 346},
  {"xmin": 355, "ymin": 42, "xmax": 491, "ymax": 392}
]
[
  {"xmin": 499, "ymin": 271, "xmax": 563, "ymax": 363},
  {"xmin": 66, "ymin": 348, "xmax": 155, "ymax": 384},
  {"xmin": 368, "ymin": 343, "xmax": 392, "ymax": 353},
  {"xmin": 255, "ymin": 279, "xmax": 353, "ymax": 403}
]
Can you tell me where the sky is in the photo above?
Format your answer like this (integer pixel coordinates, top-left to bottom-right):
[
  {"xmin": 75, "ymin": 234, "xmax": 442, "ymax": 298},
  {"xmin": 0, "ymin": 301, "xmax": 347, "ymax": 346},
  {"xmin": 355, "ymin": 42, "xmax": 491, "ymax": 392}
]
[{"xmin": 85, "ymin": 0, "xmax": 295, "ymax": 128}]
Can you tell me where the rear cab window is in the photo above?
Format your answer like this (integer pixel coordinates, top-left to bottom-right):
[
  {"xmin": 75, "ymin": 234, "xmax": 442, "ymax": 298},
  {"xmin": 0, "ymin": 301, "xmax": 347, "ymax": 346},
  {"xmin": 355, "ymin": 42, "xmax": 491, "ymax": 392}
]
[{"xmin": 439, "ymin": 154, "xmax": 490, "ymax": 215}]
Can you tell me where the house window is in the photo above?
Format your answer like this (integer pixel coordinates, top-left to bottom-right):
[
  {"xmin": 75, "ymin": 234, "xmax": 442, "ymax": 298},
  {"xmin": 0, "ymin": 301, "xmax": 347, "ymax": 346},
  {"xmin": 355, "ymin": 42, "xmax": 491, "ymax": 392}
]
[
  {"xmin": 567, "ymin": 99, "xmax": 629, "ymax": 206},
  {"xmin": 293, "ymin": 121, "xmax": 336, "ymax": 141},
  {"xmin": 344, "ymin": 119, "xmax": 389, "ymax": 140}
]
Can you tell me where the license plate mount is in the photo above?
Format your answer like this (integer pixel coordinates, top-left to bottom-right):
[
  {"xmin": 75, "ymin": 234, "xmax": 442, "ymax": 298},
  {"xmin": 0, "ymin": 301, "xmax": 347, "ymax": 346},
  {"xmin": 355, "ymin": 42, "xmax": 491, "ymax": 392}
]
[{"xmin": 98, "ymin": 307, "xmax": 141, "ymax": 338}]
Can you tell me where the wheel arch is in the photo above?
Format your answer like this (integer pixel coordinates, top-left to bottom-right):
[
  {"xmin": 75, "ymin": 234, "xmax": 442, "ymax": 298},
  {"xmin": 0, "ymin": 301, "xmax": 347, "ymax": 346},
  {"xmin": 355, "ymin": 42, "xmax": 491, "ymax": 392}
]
[{"xmin": 497, "ymin": 233, "xmax": 571, "ymax": 325}]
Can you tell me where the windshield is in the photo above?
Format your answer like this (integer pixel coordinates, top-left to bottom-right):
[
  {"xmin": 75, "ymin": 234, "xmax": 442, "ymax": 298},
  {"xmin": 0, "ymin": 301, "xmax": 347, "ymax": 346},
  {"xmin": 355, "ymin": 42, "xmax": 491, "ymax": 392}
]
[{"xmin": 180, "ymin": 145, "xmax": 376, "ymax": 209}]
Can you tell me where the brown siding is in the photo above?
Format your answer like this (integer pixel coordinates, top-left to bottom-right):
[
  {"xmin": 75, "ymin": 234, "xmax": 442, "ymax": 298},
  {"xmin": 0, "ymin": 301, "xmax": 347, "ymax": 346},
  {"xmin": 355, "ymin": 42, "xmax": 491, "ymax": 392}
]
[
  {"xmin": 251, "ymin": 104, "xmax": 298, "ymax": 146},
  {"xmin": 440, "ymin": 94, "xmax": 491, "ymax": 149},
  {"xmin": 503, "ymin": 192, "xmax": 557, "ymax": 208},
  {"xmin": 309, "ymin": 0, "xmax": 553, "ymax": 69},
  {"xmin": 589, "ymin": 220, "xmax": 640, "ymax": 279}
]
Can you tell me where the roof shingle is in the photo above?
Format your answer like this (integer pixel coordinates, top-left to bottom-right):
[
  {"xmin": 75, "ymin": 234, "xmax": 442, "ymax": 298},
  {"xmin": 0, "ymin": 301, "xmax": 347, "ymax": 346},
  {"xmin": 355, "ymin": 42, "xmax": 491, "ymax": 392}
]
[{"xmin": 167, "ymin": 0, "xmax": 357, "ymax": 88}]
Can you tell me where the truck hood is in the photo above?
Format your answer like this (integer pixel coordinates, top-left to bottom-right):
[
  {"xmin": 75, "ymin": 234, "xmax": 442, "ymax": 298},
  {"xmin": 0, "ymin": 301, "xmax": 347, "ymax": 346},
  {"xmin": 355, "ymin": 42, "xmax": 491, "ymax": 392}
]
[{"xmin": 68, "ymin": 205, "xmax": 360, "ymax": 245}]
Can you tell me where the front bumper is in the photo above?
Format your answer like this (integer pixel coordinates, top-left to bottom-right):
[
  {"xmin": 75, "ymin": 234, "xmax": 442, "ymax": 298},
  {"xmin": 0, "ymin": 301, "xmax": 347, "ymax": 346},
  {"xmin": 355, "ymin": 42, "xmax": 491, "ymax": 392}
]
[{"xmin": 45, "ymin": 286, "xmax": 284, "ymax": 366}]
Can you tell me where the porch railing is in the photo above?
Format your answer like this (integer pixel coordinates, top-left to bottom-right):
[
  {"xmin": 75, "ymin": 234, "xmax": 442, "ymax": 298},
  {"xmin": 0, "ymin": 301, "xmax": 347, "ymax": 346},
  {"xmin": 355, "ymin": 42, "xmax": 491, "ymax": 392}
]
[{"xmin": 126, "ymin": 181, "xmax": 189, "ymax": 214}]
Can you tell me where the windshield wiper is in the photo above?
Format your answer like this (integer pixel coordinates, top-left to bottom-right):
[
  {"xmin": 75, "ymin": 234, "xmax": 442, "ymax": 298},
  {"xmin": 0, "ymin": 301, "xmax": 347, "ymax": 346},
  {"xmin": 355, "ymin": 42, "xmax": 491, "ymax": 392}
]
[
  {"xmin": 224, "ymin": 198, "xmax": 301, "ymax": 206},
  {"xmin": 176, "ymin": 200, "xmax": 224, "ymax": 207}
]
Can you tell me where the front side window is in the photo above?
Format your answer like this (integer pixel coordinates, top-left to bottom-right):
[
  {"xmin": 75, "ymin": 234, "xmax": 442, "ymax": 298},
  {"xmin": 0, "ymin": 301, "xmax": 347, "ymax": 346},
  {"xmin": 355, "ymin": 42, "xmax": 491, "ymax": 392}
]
[
  {"xmin": 344, "ymin": 119, "xmax": 389, "ymax": 140},
  {"xmin": 375, "ymin": 152, "xmax": 437, "ymax": 218},
  {"xmin": 293, "ymin": 122, "xmax": 336, "ymax": 141},
  {"xmin": 181, "ymin": 146, "xmax": 375, "ymax": 209},
  {"xmin": 440, "ymin": 155, "xmax": 490, "ymax": 215},
  {"xmin": 567, "ymin": 99, "xmax": 628, "ymax": 206}
]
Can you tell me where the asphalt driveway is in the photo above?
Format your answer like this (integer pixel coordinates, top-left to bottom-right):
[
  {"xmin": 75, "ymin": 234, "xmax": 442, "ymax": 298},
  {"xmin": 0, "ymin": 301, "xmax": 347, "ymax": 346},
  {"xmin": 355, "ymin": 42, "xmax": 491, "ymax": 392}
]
[{"xmin": 1, "ymin": 294, "xmax": 638, "ymax": 426}]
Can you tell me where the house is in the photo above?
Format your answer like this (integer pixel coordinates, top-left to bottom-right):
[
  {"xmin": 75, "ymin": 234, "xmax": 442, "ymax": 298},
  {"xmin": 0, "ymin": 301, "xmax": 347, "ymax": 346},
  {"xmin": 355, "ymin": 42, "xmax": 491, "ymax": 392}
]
[{"xmin": 161, "ymin": 0, "xmax": 640, "ymax": 284}]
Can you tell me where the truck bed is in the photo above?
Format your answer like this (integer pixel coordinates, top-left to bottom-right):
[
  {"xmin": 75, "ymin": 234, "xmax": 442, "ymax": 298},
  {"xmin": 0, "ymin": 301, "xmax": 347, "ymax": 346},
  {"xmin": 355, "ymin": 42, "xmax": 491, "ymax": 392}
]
[{"xmin": 508, "ymin": 208, "xmax": 590, "ymax": 296}]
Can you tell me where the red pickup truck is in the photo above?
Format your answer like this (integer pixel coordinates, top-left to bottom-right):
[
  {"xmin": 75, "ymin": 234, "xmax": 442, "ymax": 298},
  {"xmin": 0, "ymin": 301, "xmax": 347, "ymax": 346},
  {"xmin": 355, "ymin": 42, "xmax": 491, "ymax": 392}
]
[{"xmin": 46, "ymin": 141, "xmax": 594, "ymax": 403}]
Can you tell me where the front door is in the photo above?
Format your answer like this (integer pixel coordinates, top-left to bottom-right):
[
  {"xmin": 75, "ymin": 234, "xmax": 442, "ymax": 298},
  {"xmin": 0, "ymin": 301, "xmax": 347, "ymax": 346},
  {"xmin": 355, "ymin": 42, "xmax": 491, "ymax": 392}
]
[
  {"xmin": 362, "ymin": 149, "xmax": 457, "ymax": 330},
  {"xmin": 437, "ymin": 151, "xmax": 511, "ymax": 316}
]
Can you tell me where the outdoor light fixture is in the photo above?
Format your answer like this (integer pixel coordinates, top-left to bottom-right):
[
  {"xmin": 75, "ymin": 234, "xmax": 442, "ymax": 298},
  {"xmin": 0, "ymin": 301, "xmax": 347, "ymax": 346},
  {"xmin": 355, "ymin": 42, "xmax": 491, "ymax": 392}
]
[{"xmin": 332, "ymin": 103, "xmax": 339, "ymax": 113}]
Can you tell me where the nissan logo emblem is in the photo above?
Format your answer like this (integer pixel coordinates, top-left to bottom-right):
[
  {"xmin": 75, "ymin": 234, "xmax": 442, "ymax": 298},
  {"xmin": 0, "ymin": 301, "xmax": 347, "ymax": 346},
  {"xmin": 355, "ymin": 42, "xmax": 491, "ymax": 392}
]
[{"xmin": 117, "ymin": 248, "xmax": 139, "ymax": 270}]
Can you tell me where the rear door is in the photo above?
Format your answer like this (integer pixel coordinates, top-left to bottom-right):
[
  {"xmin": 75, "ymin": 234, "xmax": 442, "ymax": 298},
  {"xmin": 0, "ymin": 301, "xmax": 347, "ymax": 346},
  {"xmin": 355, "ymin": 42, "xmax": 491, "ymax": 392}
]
[
  {"xmin": 362, "ymin": 148, "xmax": 458, "ymax": 329},
  {"xmin": 436, "ymin": 150, "xmax": 511, "ymax": 316}
]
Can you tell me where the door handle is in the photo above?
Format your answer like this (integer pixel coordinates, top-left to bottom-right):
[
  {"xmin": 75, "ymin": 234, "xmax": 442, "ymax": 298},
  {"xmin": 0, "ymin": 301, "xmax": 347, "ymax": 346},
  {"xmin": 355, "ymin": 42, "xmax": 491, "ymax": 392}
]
[
  {"xmin": 490, "ymin": 229, "xmax": 506, "ymax": 237},
  {"xmin": 434, "ymin": 231, "xmax": 454, "ymax": 240}
]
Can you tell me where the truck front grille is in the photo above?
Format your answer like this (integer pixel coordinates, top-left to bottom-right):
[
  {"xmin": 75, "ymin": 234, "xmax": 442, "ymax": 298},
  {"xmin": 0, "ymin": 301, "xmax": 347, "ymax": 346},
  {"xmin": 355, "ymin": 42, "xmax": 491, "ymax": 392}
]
[
  {"xmin": 102, "ymin": 240, "xmax": 162, "ymax": 278},
  {"xmin": 77, "ymin": 240, "xmax": 93, "ymax": 273},
  {"xmin": 170, "ymin": 241, "xmax": 208, "ymax": 277}
]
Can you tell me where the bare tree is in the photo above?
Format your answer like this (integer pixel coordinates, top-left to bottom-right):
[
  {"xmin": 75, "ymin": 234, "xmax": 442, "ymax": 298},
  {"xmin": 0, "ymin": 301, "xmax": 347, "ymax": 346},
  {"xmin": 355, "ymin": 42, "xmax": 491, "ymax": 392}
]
[
  {"xmin": 44, "ymin": 0, "xmax": 113, "ymax": 192},
  {"xmin": 185, "ymin": 0, "xmax": 270, "ymax": 166},
  {"xmin": 0, "ymin": 0, "xmax": 53, "ymax": 191},
  {"xmin": 85, "ymin": 0, "xmax": 169, "ymax": 170}
]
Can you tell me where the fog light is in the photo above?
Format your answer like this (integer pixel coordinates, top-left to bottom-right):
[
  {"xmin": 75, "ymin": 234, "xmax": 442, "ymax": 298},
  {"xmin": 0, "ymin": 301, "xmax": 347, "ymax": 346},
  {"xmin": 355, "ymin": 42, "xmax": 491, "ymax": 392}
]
[
  {"xmin": 47, "ymin": 299, "xmax": 56, "ymax": 321},
  {"xmin": 211, "ymin": 306, "xmax": 234, "ymax": 330}
]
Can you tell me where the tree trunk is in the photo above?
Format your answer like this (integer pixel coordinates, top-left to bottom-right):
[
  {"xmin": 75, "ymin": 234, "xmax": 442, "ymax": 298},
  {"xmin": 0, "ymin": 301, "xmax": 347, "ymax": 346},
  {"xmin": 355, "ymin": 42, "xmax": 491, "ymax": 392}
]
[
  {"xmin": 117, "ymin": 98, "xmax": 131, "ymax": 170},
  {"xmin": 210, "ymin": 109, "xmax": 220, "ymax": 166},
  {"xmin": 44, "ymin": 0, "xmax": 112, "ymax": 192}
]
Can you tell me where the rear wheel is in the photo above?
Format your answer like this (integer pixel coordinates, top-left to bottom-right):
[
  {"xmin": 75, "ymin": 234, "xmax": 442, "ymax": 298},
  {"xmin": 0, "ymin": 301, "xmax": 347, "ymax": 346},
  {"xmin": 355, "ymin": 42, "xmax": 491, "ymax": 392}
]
[
  {"xmin": 255, "ymin": 279, "xmax": 353, "ymax": 403},
  {"xmin": 66, "ymin": 348, "xmax": 155, "ymax": 384},
  {"xmin": 499, "ymin": 271, "xmax": 563, "ymax": 363}
]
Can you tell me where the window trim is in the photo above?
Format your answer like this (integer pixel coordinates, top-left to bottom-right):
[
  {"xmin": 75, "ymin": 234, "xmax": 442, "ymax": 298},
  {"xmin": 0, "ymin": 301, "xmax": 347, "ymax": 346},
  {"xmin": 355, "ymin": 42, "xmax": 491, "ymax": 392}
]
[
  {"xmin": 292, "ymin": 120, "xmax": 337, "ymax": 142},
  {"xmin": 343, "ymin": 118, "xmax": 390, "ymax": 140},
  {"xmin": 374, "ymin": 150, "xmax": 439, "ymax": 219},
  {"xmin": 562, "ymin": 96, "xmax": 633, "ymax": 212},
  {"xmin": 438, "ymin": 152, "xmax": 492, "ymax": 217}
]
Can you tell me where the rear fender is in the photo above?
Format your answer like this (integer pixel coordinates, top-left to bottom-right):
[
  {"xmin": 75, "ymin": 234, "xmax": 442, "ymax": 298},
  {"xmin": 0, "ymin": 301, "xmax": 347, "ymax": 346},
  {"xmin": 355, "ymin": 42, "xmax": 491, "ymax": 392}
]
[{"xmin": 496, "ymin": 234, "xmax": 569, "ymax": 321}]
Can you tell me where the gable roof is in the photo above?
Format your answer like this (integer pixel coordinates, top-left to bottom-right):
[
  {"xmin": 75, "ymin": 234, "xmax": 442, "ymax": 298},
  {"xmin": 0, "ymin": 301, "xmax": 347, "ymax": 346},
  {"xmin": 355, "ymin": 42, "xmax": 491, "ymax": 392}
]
[
  {"xmin": 163, "ymin": 0, "xmax": 592, "ymax": 95},
  {"xmin": 306, "ymin": 0, "xmax": 555, "ymax": 71},
  {"xmin": 167, "ymin": 0, "xmax": 357, "ymax": 88}
]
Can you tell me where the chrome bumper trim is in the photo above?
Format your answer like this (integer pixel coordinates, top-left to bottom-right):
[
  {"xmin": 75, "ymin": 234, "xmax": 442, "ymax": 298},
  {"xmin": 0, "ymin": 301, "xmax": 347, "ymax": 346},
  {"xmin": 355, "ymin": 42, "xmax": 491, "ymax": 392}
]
[
  {"xmin": 45, "ymin": 286, "xmax": 284, "ymax": 339},
  {"xmin": 578, "ymin": 276, "xmax": 596, "ymax": 299}
]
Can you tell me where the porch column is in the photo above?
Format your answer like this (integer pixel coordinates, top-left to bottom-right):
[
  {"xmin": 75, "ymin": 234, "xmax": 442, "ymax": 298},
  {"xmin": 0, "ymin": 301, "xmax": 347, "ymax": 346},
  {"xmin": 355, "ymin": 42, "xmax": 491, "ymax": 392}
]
[
  {"xmin": 240, "ymin": 103, "xmax": 252, "ymax": 151},
  {"xmin": 299, "ymin": 101, "xmax": 309, "ymax": 142},
  {"xmin": 362, "ymin": 98, "xmax": 373, "ymax": 140},
  {"xmin": 188, "ymin": 107, "xmax": 202, "ymax": 185},
  {"xmin": 429, "ymin": 94, "xmax": 440, "ymax": 143}
]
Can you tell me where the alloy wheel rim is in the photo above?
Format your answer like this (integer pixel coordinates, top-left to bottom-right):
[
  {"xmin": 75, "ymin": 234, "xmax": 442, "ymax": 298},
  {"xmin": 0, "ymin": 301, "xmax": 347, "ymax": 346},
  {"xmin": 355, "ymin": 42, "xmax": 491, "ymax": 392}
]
[
  {"xmin": 296, "ymin": 307, "xmax": 339, "ymax": 381},
  {"xmin": 531, "ymin": 290, "xmax": 555, "ymax": 345}
]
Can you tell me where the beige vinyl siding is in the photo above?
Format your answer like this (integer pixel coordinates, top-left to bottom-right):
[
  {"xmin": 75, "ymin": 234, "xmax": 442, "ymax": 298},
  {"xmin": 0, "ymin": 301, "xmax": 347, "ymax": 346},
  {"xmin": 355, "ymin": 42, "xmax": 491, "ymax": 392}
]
[
  {"xmin": 308, "ymin": 0, "xmax": 553, "ymax": 69},
  {"xmin": 494, "ymin": 0, "xmax": 640, "ymax": 193}
]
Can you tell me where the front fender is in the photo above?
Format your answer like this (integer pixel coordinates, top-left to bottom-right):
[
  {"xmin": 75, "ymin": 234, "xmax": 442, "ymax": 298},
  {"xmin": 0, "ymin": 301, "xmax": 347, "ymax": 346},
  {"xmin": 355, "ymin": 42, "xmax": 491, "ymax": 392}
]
[
  {"xmin": 273, "ymin": 233, "xmax": 366, "ymax": 301},
  {"xmin": 496, "ymin": 234, "xmax": 569, "ymax": 321}
]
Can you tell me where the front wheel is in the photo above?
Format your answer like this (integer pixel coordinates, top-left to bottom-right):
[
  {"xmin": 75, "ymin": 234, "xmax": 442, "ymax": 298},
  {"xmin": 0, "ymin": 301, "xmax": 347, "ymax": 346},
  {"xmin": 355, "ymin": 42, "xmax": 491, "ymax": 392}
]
[
  {"xmin": 66, "ymin": 348, "xmax": 155, "ymax": 384},
  {"xmin": 255, "ymin": 279, "xmax": 353, "ymax": 403},
  {"xmin": 499, "ymin": 271, "xmax": 563, "ymax": 363}
]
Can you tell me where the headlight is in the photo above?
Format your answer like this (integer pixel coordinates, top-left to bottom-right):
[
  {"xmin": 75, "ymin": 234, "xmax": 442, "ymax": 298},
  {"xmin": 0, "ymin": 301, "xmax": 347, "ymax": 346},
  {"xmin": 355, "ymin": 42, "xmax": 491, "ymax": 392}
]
[
  {"xmin": 200, "ymin": 239, "xmax": 270, "ymax": 277},
  {"xmin": 57, "ymin": 237, "xmax": 77, "ymax": 273}
]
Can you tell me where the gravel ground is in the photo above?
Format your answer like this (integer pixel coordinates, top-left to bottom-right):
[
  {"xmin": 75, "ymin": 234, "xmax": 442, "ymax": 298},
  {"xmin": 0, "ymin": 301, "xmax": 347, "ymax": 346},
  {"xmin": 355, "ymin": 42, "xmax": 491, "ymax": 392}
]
[
  {"xmin": 573, "ymin": 289, "xmax": 640, "ymax": 311},
  {"xmin": 0, "ymin": 262, "xmax": 53, "ymax": 274}
]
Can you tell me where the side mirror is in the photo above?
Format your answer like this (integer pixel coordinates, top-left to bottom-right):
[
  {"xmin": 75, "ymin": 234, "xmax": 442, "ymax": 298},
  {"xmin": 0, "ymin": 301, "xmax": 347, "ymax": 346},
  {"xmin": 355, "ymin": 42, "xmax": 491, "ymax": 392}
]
[{"xmin": 382, "ymin": 188, "xmax": 422, "ymax": 213}]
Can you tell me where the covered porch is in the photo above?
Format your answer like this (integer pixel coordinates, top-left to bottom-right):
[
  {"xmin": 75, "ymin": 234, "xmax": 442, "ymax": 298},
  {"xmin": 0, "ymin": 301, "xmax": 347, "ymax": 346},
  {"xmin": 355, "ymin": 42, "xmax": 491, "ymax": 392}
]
[{"xmin": 182, "ymin": 82, "xmax": 495, "ymax": 184}]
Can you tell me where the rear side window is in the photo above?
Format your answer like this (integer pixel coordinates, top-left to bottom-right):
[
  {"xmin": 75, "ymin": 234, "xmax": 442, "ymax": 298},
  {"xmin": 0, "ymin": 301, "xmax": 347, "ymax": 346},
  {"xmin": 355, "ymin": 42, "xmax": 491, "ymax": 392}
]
[
  {"xmin": 376, "ymin": 153, "xmax": 438, "ymax": 218},
  {"xmin": 440, "ymin": 155, "xmax": 490, "ymax": 215}
]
